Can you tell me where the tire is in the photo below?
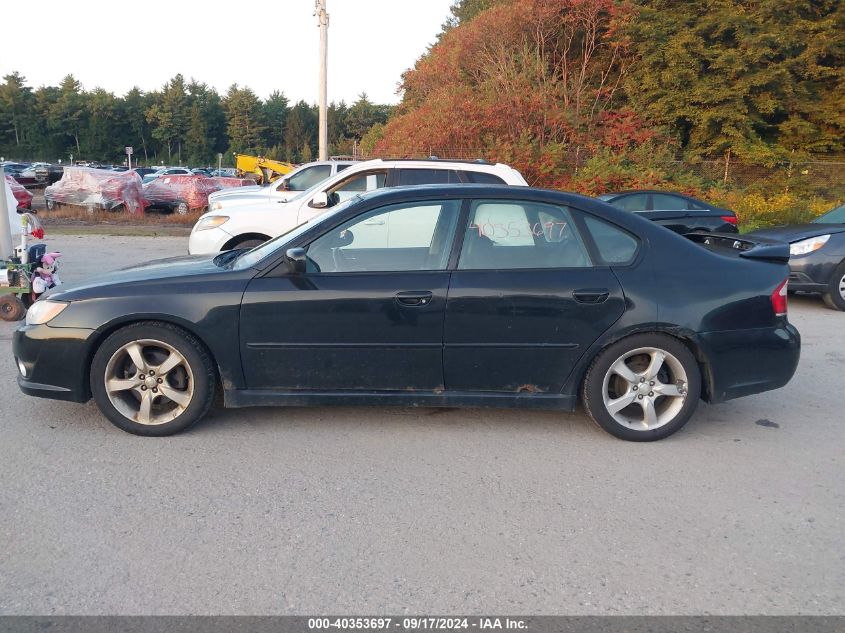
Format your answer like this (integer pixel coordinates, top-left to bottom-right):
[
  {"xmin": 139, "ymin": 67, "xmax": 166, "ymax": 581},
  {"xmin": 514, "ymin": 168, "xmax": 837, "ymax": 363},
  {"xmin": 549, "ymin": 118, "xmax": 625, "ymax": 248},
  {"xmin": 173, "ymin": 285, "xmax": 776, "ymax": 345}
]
[
  {"xmin": 233, "ymin": 237, "xmax": 266, "ymax": 249},
  {"xmin": 174, "ymin": 201, "xmax": 189, "ymax": 216},
  {"xmin": 46, "ymin": 199, "xmax": 56, "ymax": 211},
  {"xmin": 582, "ymin": 333, "xmax": 702, "ymax": 441},
  {"xmin": 90, "ymin": 322, "xmax": 216, "ymax": 436},
  {"xmin": 0, "ymin": 294, "xmax": 26, "ymax": 322},
  {"xmin": 822, "ymin": 261, "xmax": 845, "ymax": 311}
]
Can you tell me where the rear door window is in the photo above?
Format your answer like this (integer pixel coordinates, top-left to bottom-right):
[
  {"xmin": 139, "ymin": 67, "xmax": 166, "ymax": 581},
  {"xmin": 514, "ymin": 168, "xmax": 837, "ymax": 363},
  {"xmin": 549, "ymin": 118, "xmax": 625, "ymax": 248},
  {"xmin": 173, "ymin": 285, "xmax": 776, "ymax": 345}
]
[
  {"xmin": 610, "ymin": 194, "xmax": 648, "ymax": 212},
  {"xmin": 651, "ymin": 193, "xmax": 689, "ymax": 210},
  {"xmin": 458, "ymin": 200, "xmax": 592, "ymax": 270}
]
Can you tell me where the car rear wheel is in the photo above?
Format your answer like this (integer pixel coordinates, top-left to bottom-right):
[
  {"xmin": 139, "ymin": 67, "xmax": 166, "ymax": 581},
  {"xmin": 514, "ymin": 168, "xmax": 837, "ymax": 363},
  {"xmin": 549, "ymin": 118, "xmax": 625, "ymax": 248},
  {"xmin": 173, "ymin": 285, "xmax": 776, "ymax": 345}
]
[
  {"xmin": 582, "ymin": 333, "xmax": 701, "ymax": 441},
  {"xmin": 822, "ymin": 261, "xmax": 845, "ymax": 311},
  {"xmin": 90, "ymin": 322, "xmax": 216, "ymax": 436},
  {"xmin": 174, "ymin": 201, "xmax": 189, "ymax": 215}
]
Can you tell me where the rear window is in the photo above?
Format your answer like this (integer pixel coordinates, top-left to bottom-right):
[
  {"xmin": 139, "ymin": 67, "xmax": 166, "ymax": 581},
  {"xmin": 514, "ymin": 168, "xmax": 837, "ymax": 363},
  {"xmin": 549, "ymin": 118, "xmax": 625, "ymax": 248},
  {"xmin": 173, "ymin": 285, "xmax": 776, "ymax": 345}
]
[
  {"xmin": 464, "ymin": 171, "xmax": 506, "ymax": 185},
  {"xmin": 583, "ymin": 215, "xmax": 639, "ymax": 265}
]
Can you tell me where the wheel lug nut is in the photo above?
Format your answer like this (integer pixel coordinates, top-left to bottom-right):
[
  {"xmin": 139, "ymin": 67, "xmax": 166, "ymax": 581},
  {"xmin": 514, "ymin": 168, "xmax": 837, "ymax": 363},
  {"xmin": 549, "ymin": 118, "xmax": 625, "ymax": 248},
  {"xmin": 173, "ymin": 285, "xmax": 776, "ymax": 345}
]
[
  {"xmin": 649, "ymin": 381, "xmax": 655, "ymax": 386},
  {"xmin": 152, "ymin": 387, "xmax": 157, "ymax": 393},
  {"xmin": 157, "ymin": 378, "xmax": 163, "ymax": 383},
  {"xmin": 638, "ymin": 394, "xmax": 643, "ymax": 399},
  {"xmin": 648, "ymin": 391, "xmax": 654, "ymax": 397},
  {"xmin": 632, "ymin": 385, "xmax": 638, "ymax": 391},
  {"xmin": 141, "ymin": 385, "xmax": 146, "ymax": 391},
  {"xmin": 149, "ymin": 370, "xmax": 155, "ymax": 376}
]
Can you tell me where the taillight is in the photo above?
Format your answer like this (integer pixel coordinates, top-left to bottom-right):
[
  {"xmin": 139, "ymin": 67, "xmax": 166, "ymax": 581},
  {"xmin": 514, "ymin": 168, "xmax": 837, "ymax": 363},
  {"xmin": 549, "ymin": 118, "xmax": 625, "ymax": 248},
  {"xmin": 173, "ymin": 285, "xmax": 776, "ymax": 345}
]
[
  {"xmin": 720, "ymin": 215, "xmax": 738, "ymax": 226},
  {"xmin": 771, "ymin": 278, "xmax": 788, "ymax": 316}
]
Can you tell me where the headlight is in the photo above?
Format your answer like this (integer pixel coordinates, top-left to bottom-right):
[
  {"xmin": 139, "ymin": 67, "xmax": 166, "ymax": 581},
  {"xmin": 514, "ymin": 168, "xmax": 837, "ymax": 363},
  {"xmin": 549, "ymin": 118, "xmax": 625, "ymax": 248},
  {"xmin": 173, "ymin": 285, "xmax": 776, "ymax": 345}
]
[
  {"xmin": 211, "ymin": 201, "xmax": 224, "ymax": 211},
  {"xmin": 790, "ymin": 234, "xmax": 830, "ymax": 256},
  {"xmin": 194, "ymin": 215, "xmax": 229, "ymax": 231},
  {"xmin": 25, "ymin": 300, "xmax": 69, "ymax": 326}
]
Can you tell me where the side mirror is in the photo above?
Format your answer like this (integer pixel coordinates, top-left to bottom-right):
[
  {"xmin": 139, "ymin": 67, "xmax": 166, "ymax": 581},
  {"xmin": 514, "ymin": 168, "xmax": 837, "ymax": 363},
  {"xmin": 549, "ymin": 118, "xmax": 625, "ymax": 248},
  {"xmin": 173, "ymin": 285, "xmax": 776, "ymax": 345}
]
[
  {"xmin": 285, "ymin": 247, "xmax": 307, "ymax": 273},
  {"xmin": 309, "ymin": 191, "xmax": 328, "ymax": 209}
]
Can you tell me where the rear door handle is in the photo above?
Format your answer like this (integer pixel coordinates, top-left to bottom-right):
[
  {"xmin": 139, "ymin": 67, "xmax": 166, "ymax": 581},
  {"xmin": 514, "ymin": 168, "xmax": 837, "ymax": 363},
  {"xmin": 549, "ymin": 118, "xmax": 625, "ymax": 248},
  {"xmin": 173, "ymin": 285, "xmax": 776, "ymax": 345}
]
[
  {"xmin": 395, "ymin": 290, "xmax": 433, "ymax": 306},
  {"xmin": 573, "ymin": 288, "xmax": 610, "ymax": 304}
]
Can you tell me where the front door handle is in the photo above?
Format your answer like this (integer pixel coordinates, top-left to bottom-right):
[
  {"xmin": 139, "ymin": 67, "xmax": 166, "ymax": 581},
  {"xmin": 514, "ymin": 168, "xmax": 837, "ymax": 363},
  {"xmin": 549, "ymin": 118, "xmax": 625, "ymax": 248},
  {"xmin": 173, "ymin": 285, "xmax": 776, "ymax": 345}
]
[
  {"xmin": 395, "ymin": 290, "xmax": 433, "ymax": 306},
  {"xmin": 573, "ymin": 288, "xmax": 610, "ymax": 304}
]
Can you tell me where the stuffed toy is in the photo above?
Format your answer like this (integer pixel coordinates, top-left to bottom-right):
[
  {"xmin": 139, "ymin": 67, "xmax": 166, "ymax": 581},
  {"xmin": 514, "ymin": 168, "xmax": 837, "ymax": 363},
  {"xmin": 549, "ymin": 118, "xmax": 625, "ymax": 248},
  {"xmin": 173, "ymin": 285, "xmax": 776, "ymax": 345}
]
[{"xmin": 32, "ymin": 252, "xmax": 62, "ymax": 295}]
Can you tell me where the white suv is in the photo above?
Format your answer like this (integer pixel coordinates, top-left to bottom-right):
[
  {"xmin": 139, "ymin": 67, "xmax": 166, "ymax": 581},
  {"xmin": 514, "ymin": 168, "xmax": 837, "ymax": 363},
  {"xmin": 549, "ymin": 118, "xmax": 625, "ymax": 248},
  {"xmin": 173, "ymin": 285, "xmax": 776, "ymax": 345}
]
[{"xmin": 188, "ymin": 159, "xmax": 528, "ymax": 254}]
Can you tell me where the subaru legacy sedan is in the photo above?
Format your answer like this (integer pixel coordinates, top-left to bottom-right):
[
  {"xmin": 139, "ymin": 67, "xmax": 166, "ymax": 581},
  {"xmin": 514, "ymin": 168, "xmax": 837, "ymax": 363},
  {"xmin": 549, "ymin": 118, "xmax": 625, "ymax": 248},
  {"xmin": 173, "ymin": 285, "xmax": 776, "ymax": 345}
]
[{"xmin": 14, "ymin": 185, "xmax": 800, "ymax": 441}]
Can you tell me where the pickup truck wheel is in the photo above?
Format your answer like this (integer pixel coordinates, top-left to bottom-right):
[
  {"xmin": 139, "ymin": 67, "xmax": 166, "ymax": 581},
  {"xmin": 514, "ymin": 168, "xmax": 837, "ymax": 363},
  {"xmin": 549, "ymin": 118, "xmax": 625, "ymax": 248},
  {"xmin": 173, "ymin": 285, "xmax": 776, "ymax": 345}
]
[
  {"xmin": 822, "ymin": 261, "xmax": 845, "ymax": 311},
  {"xmin": 90, "ymin": 322, "xmax": 216, "ymax": 436},
  {"xmin": 582, "ymin": 333, "xmax": 701, "ymax": 441}
]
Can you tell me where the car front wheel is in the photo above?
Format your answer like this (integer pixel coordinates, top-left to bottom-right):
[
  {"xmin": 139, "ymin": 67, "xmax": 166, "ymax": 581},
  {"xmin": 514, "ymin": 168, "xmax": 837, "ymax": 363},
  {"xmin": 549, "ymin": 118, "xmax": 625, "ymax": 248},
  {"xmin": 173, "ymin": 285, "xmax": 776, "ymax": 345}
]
[
  {"xmin": 90, "ymin": 322, "xmax": 216, "ymax": 436},
  {"xmin": 822, "ymin": 261, "xmax": 845, "ymax": 311},
  {"xmin": 582, "ymin": 333, "xmax": 701, "ymax": 441}
]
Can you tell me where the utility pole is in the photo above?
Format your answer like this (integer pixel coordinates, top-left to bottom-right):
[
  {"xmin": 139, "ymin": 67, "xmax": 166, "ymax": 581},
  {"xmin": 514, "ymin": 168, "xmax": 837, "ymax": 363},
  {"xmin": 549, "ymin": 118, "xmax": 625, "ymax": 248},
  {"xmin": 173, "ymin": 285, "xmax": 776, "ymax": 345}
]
[{"xmin": 316, "ymin": 0, "xmax": 329, "ymax": 161}]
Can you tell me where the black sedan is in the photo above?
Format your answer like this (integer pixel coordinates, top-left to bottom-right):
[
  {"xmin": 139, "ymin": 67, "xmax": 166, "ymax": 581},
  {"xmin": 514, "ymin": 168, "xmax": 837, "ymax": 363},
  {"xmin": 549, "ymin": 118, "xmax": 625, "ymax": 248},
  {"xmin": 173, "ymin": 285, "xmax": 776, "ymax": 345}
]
[
  {"xmin": 13, "ymin": 185, "xmax": 800, "ymax": 441},
  {"xmin": 747, "ymin": 203, "xmax": 845, "ymax": 311},
  {"xmin": 598, "ymin": 190, "xmax": 739, "ymax": 235}
]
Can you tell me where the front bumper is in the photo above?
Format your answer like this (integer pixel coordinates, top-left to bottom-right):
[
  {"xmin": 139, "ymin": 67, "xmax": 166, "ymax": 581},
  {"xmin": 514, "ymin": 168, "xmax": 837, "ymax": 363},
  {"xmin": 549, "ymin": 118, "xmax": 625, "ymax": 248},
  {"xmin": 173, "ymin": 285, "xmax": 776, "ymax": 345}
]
[
  {"xmin": 696, "ymin": 323, "xmax": 800, "ymax": 403},
  {"xmin": 788, "ymin": 252, "xmax": 841, "ymax": 292},
  {"xmin": 188, "ymin": 226, "xmax": 233, "ymax": 255},
  {"xmin": 13, "ymin": 324, "xmax": 96, "ymax": 403}
]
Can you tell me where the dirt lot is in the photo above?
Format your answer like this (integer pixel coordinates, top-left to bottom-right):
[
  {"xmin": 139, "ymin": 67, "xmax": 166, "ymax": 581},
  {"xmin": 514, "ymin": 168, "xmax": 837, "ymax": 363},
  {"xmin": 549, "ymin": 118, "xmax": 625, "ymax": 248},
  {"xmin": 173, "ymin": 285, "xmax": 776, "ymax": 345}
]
[{"xmin": 0, "ymin": 233, "xmax": 843, "ymax": 615}]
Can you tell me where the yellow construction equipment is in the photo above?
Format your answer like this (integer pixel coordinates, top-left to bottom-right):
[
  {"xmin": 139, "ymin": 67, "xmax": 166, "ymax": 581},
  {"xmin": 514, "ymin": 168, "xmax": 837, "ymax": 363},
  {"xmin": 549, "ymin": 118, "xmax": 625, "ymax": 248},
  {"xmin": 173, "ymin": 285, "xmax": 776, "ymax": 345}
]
[{"xmin": 234, "ymin": 154, "xmax": 295, "ymax": 185}]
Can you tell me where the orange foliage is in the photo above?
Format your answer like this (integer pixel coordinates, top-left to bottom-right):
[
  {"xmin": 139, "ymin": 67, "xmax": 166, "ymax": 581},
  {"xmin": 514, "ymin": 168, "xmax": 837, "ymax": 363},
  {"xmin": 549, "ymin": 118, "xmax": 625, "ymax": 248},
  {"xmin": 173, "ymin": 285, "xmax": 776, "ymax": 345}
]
[{"xmin": 375, "ymin": 0, "xmax": 656, "ymax": 188}]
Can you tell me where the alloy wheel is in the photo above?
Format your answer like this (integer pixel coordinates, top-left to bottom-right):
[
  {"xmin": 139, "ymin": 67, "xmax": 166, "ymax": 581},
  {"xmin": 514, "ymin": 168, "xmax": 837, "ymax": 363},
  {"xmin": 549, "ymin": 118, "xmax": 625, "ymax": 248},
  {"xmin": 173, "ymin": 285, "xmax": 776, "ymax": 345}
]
[
  {"xmin": 838, "ymin": 272, "xmax": 845, "ymax": 302},
  {"xmin": 103, "ymin": 339, "xmax": 194, "ymax": 425},
  {"xmin": 601, "ymin": 347, "xmax": 688, "ymax": 431}
]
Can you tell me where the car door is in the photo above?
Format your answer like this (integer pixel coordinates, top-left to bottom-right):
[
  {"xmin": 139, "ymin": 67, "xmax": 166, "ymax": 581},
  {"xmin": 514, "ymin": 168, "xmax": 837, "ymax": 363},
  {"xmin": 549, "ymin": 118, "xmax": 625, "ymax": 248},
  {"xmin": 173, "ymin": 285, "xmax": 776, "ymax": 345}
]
[
  {"xmin": 239, "ymin": 198, "xmax": 461, "ymax": 391},
  {"xmin": 298, "ymin": 169, "xmax": 389, "ymax": 224},
  {"xmin": 444, "ymin": 199, "xmax": 626, "ymax": 393}
]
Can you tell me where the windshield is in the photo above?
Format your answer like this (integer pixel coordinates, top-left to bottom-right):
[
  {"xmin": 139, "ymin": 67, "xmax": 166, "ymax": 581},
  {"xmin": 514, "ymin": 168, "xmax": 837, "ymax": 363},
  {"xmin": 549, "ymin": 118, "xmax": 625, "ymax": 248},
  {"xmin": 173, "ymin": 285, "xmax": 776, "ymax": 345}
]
[
  {"xmin": 813, "ymin": 203, "xmax": 845, "ymax": 224},
  {"xmin": 232, "ymin": 195, "xmax": 363, "ymax": 270}
]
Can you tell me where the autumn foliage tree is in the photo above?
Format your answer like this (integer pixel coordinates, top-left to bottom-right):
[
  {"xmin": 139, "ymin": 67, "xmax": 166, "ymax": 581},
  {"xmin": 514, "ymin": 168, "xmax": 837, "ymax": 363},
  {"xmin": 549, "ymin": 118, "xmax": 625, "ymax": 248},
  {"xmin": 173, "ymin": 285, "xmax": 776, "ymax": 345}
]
[{"xmin": 376, "ymin": 0, "xmax": 652, "ymax": 186}]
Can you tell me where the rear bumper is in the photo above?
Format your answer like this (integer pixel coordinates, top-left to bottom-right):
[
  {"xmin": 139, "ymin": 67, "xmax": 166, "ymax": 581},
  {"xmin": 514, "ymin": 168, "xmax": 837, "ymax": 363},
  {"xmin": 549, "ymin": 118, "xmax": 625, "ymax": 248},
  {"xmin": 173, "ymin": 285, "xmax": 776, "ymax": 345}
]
[
  {"xmin": 12, "ymin": 324, "xmax": 95, "ymax": 403},
  {"xmin": 695, "ymin": 323, "xmax": 800, "ymax": 403}
]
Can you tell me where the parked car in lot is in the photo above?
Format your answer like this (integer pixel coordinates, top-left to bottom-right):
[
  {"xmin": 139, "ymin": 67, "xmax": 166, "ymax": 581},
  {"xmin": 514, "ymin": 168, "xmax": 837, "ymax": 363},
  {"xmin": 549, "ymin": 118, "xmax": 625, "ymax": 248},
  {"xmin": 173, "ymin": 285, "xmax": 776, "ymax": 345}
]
[
  {"xmin": 747, "ymin": 203, "xmax": 845, "ymax": 311},
  {"xmin": 142, "ymin": 167, "xmax": 192, "ymax": 184},
  {"xmin": 598, "ymin": 190, "xmax": 738, "ymax": 234},
  {"xmin": 191, "ymin": 159, "xmax": 528, "ymax": 253},
  {"xmin": 15, "ymin": 185, "xmax": 799, "ymax": 440},
  {"xmin": 207, "ymin": 159, "xmax": 357, "ymax": 209},
  {"xmin": 5, "ymin": 175, "xmax": 33, "ymax": 210}
]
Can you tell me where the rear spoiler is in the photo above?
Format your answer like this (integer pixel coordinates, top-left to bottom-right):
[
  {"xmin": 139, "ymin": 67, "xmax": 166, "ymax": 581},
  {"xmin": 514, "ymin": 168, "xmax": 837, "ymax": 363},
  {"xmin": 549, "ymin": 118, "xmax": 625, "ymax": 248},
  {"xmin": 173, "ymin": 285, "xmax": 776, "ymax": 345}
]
[{"xmin": 685, "ymin": 233, "xmax": 790, "ymax": 263}]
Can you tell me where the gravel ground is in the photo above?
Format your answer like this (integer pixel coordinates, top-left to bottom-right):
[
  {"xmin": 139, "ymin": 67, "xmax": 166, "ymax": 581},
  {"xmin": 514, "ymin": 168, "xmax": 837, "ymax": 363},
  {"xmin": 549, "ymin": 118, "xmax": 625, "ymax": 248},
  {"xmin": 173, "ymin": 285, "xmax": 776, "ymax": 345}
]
[{"xmin": 0, "ymin": 234, "xmax": 842, "ymax": 615}]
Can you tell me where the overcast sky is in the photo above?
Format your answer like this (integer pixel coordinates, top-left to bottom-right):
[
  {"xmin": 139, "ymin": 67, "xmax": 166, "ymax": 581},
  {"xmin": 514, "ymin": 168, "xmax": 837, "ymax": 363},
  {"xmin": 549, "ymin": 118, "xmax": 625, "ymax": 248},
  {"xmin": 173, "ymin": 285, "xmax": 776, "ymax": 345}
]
[{"xmin": 0, "ymin": 0, "xmax": 453, "ymax": 104}]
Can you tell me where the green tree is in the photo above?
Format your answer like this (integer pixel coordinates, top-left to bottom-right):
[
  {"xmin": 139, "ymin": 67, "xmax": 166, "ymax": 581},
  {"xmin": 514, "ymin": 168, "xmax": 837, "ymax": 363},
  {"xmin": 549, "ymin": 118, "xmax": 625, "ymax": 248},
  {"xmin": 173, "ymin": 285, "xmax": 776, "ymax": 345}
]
[
  {"xmin": 0, "ymin": 72, "xmax": 33, "ymax": 149},
  {"xmin": 48, "ymin": 75, "xmax": 87, "ymax": 158},
  {"xmin": 224, "ymin": 84, "xmax": 266, "ymax": 154},
  {"xmin": 262, "ymin": 90, "xmax": 290, "ymax": 149},
  {"xmin": 146, "ymin": 74, "xmax": 190, "ymax": 163},
  {"xmin": 624, "ymin": 0, "xmax": 845, "ymax": 162},
  {"xmin": 284, "ymin": 100, "xmax": 317, "ymax": 161}
]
